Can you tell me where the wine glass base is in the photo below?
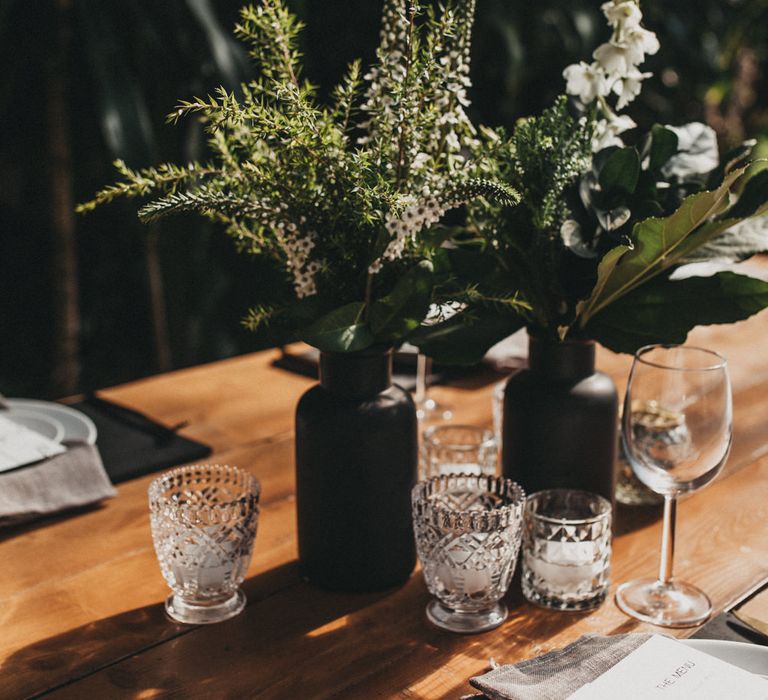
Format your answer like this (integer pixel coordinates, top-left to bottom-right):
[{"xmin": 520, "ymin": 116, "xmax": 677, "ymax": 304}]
[
  {"xmin": 426, "ymin": 600, "xmax": 507, "ymax": 634},
  {"xmin": 615, "ymin": 577, "xmax": 712, "ymax": 628},
  {"xmin": 416, "ymin": 398, "xmax": 453, "ymax": 422},
  {"xmin": 165, "ymin": 588, "xmax": 246, "ymax": 625}
]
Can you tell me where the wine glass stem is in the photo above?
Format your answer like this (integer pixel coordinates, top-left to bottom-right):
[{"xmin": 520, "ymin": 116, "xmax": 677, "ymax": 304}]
[
  {"xmin": 658, "ymin": 495, "xmax": 677, "ymax": 585},
  {"xmin": 416, "ymin": 353, "xmax": 429, "ymax": 404}
]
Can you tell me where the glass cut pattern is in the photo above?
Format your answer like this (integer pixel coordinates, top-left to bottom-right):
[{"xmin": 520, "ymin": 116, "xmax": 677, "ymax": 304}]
[
  {"xmin": 149, "ymin": 464, "xmax": 260, "ymax": 623},
  {"xmin": 522, "ymin": 490, "xmax": 612, "ymax": 611},
  {"xmin": 412, "ymin": 475, "xmax": 524, "ymax": 617}
]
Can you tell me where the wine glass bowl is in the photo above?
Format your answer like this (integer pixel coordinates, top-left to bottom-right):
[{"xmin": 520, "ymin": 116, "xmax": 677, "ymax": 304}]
[{"xmin": 616, "ymin": 345, "xmax": 732, "ymax": 628}]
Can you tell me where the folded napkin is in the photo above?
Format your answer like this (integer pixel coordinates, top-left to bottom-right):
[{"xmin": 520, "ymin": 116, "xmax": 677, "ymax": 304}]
[
  {"xmin": 468, "ymin": 633, "xmax": 653, "ymax": 700},
  {"xmin": 0, "ymin": 444, "xmax": 116, "ymax": 526},
  {"xmin": 0, "ymin": 392, "xmax": 116, "ymax": 526}
]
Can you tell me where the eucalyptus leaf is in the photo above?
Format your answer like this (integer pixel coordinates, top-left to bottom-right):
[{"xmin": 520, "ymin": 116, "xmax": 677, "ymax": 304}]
[
  {"xmin": 648, "ymin": 125, "xmax": 678, "ymax": 172},
  {"xmin": 300, "ymin": 302, "xmax": 374, "ymax": 353},
  {"xmin": 598, "ymin": 147, "xmax": 640, "ymax": 196},
  {"xmin": 576, "ymin": 164, "xmax": 750, "ymax": 327},
  {"xmin": 587, "ymin": 271, "xmax": 768, "ymax": 354},
  {"xmin": 410, "ymin": 310, "xmax": 524, "ymax": 366},
  {"xmin": 369, "ymin": 261, "xmax": 434, "ymax": 341}
]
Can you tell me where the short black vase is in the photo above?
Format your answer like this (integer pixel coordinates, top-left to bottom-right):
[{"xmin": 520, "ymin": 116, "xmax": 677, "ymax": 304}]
[
  {"xmin": 501, "ymin": 333, "xmax": 618, "ymax": 503},
  {"xmin": 295, "ymin": 347, "xmax": 417, "ymax": 592}
]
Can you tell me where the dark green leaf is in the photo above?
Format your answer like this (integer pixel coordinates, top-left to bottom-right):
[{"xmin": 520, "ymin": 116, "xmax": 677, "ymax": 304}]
[
  {"xmin": 369, "ymin": 261, "xmax": 434, "ymax": 342},
  {"xmin": 648, "ymin": 125, "xmax": 678, "ymax": 172},
  {"xmin": 725, "ymin": 169, "xmax": 768, "ymax": 219},
  {"xmin": 410, "ymin": 310, "xmax": 524, "ymax": 366},
  {"xmin": 598, "ymin": 147, "xmax": 640, "ymax": 196},
  {"xmin": 300, "ymin": 302, "xmax": 374, "ymax": 353},
  {"xmin": 587, "ymin": 271, "xmax": 768, "ymax": 354},
  {"xmin": 706, "ymin": 140, "xmax": 757, "ymax": 189},
  {"xmin": 577, "ymin": 164, "xmax": 750, "ymax": 327}
]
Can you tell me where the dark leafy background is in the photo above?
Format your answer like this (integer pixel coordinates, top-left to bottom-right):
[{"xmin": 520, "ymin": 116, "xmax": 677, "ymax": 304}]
[{"xmin": 1, "ymin": 0, "xmax": 766, "ymax": 397}]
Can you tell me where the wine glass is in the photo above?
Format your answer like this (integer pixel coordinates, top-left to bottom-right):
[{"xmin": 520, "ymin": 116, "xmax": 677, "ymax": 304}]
[
  {"xmin": 414, "ymin": 352, "xmax": 453, "ymax": 422},
  {"xmin": 615, "ymin": 345, "xmax": 732, "ymax": 627}
]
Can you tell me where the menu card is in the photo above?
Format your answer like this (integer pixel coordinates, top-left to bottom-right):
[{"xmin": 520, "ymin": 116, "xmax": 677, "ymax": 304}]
[
  {"xmin": 567, "ymin": 635, "xmax": 768, "ymax": 699},
  {"xmin": 0, "ymin": 415, "xmax": 66, "ymax": 472}
]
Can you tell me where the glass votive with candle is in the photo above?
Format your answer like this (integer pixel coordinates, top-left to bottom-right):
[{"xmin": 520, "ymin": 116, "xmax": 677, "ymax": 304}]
[
  {"xmin": 522, "ymin": 489, "xmax": 612, "ymax": 611},
  {"xmin": 422, "ymin": 425, "xmax": 498, "ymax": 480},
  {"xmin": 149, "ymin": 464, "xmax": 260, "ymax": 624},
  {"xmin": 412, "ymin": 474, "xmax": 525, "ymax": 633}
]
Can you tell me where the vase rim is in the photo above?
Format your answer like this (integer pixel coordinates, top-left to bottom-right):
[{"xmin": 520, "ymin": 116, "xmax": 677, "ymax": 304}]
[
  {"xmin": 527, "ymin": 327, "xmax": 594, "ymax": 345},
  {"xmin": 318, "ymin": 344, "xmax": 394, "ymax": 358}
]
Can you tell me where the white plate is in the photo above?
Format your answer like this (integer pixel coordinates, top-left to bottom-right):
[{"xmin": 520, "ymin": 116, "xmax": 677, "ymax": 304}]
[
  {"xmin": 682, "ymin": 639, "xmax": 768, "ymax": 678},
  {"xmin": 4, "ymin": 408, "xmax": 65, "ymax": 442},
  {"xmin": 5, "ymin": 399, "xmax": 97, "ymax": 445}
]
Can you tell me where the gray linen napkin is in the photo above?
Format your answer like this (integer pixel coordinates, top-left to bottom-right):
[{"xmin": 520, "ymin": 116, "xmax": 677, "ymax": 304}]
[
  {"xmin": 0, "ymin": 444, "xmax": 117, "ymax": 526},
  {"xmin": 0, "ymin": 393, "xmax": 116, "ymax": 524},
  {"xmin": 469, "ymin": 633, "xmax": 654, "ymax": 700}
]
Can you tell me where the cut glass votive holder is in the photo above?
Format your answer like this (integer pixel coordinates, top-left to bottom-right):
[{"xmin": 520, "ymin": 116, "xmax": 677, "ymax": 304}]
[
  {"xmin": 412, "ymin": 474, "xmax": 525, "ymax": 633},
  {"xmin": 522, "ymin": 489, "xmax": 612, "ymax": 611},
  {"xmin": 149, "ymin": 464, "xmax": 260, "ymax": 624},
  {"xmin": 422, "ymin": 425, "xmax": 498, "ymax": 480}
]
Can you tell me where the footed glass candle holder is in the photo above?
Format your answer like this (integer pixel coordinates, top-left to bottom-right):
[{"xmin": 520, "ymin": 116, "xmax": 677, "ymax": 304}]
[
  {"xmin": 522, "ymin": 489, "xmax": 612, "ymax": 611},
  {"xmin": 412, "ymin": 475, "xmax": 525, "ymax": 633},
  {"xmin": 149, "ymin": 464, "xmax": 260, "ymax": 624}
]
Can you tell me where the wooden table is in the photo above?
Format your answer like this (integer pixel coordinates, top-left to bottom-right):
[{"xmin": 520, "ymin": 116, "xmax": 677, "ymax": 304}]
[{"xmin": 3, "ymin": 316, "xmax": 768, "ymax": 699}]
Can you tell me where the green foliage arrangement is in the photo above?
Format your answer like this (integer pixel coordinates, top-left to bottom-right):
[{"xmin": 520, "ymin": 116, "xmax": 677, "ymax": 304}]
[
  {"xmin": 415, "ymin": 0, "xmax": 768, "ymax": 363},
  {"xmin": 79, "ymin": 0, "xmax": 518, "ymax": 354}
]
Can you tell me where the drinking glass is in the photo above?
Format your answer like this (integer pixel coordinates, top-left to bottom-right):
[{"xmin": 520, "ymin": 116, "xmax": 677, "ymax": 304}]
[
  {"xmin": 422, "ymin": 425, "xmax": 498, "ymax": 479},
  {"xmin": 412, "ymin": 474, "xmax": 525, "ymax": 633},
  {"xmin": 615, "ymin": 345, "xmax": 732, "ymax": 627},
  {"xmin": 149, "ymin": 464, "xmax": 260, "ymax": 624},
  {"xmin": 522, "ymin": 490, "xmax": 612, "ymax": 611},
  {"xmin": 415, "ymin": 352, "xmax": 453, "ymax": 422}
]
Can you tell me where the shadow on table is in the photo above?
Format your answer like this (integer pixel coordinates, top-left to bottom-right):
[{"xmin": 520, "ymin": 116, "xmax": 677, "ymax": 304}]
[
  {"xmin": 2, "ymin": 560, "xmax": 398, "ymax": 698},
  {"xmin": 5, "ymin": 558, "xmax": 606, "ymax": 699},
  {"xmin": 614, "ymin": 501, "xmax": 664, "ymax": 537},
  {"xmin": 0, "ymin": 502, "xmax": 108, "ymax": 544}
]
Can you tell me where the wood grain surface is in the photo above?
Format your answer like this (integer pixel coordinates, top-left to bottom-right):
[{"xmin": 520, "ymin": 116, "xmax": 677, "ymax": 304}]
[{"xmin": 2, "ymin": 310, "xmax": 768, "ymax": 699}]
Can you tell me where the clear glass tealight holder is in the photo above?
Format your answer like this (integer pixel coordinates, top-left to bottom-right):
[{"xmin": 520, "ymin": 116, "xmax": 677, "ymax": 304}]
[
  {"xmin": 149, "ymin": 464, "xmax": 260, "ymax": 624},
  {"xmin": 422, "ymin": 425, "xmax": 498, "ymax": 480},
  {"xmin": 412, "ymin": 474, "xmax": 525, "ymax": 633},
  {"xmin": 522, "ymin": 489, "xmax": 612, "ymax": 611}
]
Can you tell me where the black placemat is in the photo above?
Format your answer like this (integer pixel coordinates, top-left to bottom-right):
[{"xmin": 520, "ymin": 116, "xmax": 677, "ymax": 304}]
[
  {"xmin": 69, "ymin": 395, "xmax": 211, "ymax": 484},
  {"xmin": 692, "ymin": 582, "xmax": 768, "ymax": 646}
]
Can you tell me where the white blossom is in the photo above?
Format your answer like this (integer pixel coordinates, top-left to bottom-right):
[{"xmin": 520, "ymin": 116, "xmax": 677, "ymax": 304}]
[
  {"xmin": 563, "ymin": 61, "xmax": 609, "ymax": 103},
  {"xmin": 601, "ymin": 1, "xmax": 642, "ymax": 28},
  {"xmin": 613, "ymin": 67, "xmax": 652, "ymax": 110},
  {"xmin": 369, "ymin": 196, "xmax": 446, "ymax": 274},
  {"xmin": 593, "ymin": 41, "xmax": 634, "ymax": 76},
  {"xmin": 563, "ymin": 0, "xmax": 659, "ymax": 152},
  {"xmin": 273, "ymin": 223, "xmax": 322, "ymax": 298},
  {"xmin": 625, "ymin": 25, "xmax": 660, "ymax": 58},
  {"xmin": 592, "ymin": 114, "xmax": 637, "ymax": 151}
]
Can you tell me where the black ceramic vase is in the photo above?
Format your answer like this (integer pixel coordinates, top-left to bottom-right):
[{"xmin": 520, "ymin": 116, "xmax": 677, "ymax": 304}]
[
  {"xmin": 295, "ymin": 347, "xmax": 417, "ymax": 592},
  {"xmin": 501, "ymin": 332, "xmax": 618, "ymax": 503}
]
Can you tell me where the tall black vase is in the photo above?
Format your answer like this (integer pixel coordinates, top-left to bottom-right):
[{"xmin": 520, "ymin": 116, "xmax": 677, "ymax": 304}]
[
  {"xmin": 295, "ymin": 347, "xmax": 417, "ymax": 592},
  {"xmin": 501, "ymin": 333, "xmax": 618, "ymax": 503}
]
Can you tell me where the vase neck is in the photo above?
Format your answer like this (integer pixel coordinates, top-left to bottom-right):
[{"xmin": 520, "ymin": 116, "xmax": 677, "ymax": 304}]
[
  {"xmin": 319, "ymin": 349, "xmax": 393, "ymax": 398},
  {"xmin": 528, "ymin": 335, "xmax": 596, "ymax": 380}
]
